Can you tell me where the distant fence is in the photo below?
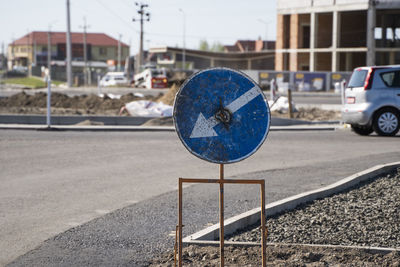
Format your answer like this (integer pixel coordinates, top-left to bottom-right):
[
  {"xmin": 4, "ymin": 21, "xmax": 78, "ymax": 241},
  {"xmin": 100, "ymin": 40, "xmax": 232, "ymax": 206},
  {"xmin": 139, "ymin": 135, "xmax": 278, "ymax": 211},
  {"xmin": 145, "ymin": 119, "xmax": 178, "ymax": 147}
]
[{"xmin": 243, "ymin": 70, "xmax": 352, "ymax": 92}]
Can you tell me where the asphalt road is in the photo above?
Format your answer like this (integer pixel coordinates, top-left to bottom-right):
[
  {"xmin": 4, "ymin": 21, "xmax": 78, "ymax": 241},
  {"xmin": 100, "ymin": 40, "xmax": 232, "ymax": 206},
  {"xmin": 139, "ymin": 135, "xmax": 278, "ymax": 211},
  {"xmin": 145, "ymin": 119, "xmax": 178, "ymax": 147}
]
[{"xmin": 1, "ymin": 129, "xmax": 399, "ymax": 266}]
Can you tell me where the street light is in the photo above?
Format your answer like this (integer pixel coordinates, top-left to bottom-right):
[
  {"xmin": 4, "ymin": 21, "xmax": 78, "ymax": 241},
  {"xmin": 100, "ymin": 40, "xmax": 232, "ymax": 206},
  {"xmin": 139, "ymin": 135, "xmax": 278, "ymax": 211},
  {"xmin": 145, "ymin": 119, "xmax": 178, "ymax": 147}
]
[
  {"xmin": 179, "ymin": 8, "xmax": 186, "ymax": 70},
  {"xmin": 257, "ymin": 19, "xmax": 272, "ymax": 41}
]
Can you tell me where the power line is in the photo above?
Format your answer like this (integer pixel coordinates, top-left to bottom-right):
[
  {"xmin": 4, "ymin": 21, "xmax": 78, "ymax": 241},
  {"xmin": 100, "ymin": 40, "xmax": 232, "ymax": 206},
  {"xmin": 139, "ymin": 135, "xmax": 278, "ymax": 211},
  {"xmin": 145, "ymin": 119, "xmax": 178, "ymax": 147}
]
[
  {"xmin": 119, "ymin": 0, "xmax": 133, "ymax": 10},
  {"xmin": 94, "ymin": 0, "xmax": 139, "ymax": 33}
]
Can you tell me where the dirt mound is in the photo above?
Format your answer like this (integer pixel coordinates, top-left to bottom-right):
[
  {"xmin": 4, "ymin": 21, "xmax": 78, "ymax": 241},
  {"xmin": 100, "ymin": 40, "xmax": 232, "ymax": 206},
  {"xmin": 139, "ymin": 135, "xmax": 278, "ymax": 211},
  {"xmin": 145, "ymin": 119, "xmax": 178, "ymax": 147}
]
[
  {"xmin": 156, "ymin": 83, "xmax": 180, "ymax": 106},
  {"xmin": 150, "ymin": 244, "xmax": 400, "ymax": 266},
  {"xmin": 0, "ymin": 92, "xmax": 161, "ymax": 115},
  {"xmin": 0, "ymin": 91, "xmax": 341, "ymax": 122}
]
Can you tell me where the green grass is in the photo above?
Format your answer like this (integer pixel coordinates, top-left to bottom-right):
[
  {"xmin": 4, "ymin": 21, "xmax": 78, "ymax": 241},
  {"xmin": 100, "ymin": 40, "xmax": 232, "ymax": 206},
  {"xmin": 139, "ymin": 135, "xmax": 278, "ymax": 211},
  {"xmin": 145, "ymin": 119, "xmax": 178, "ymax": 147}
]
[
  {"xmin": 4, "ymin": 77, "xmax": 46, "ymax": 89},
  {"xmin": 51, "ymin": 80, "xmax": 65, "ymax": 86},
  {"xmin": 3, "ymin": 77, "xmax": 65, "ymax": 88}
]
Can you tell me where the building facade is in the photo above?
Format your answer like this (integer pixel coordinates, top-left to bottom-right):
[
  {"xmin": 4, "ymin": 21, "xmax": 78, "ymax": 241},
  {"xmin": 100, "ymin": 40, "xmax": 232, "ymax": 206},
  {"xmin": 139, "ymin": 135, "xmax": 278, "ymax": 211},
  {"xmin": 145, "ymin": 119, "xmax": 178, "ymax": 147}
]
[
  {"xmin": 275, "ymin": 0, "xmax": 400, "ymax": 72},
  {"xmin": 7, "ymin": 31, "xmax": 129, "ymax": 71},
  {"xmin": 149, "ymin": 46, "xmax": 275, "ymax": 71},
  {"xmin": 223, "ymin": 39, "xmax": 275, "ymax": 53}
]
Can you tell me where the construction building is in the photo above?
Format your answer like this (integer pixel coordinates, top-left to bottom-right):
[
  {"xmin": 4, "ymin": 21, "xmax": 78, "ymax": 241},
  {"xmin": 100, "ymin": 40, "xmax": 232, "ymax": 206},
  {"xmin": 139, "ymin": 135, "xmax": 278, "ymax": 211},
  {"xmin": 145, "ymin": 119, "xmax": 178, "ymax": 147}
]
[{"xmin": 275, "ymin": 0, "xmax": 400, "ymax": 72}]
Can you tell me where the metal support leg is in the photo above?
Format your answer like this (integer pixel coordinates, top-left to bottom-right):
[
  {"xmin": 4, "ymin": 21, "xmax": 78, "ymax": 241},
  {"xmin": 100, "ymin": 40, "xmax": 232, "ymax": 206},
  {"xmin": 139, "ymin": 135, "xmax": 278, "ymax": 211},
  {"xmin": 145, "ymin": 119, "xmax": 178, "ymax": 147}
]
[
  {"xmin": 178, "ymin": 178, "xmax": 183, "ymax": 267},
  {"xmin": 261, "ymin": 181, "xmax": 266, "ymax": 267},
  {"xmin": 219, "ymin": 164, "xmax": 224, "ymax": 266}
]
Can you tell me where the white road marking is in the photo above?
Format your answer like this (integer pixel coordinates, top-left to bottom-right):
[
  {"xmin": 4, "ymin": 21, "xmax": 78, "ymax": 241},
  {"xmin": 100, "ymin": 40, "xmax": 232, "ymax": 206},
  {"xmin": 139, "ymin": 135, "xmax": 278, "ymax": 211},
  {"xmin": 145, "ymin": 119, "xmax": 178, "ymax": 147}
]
[{"xmin": 189, "ymin": 86, "xmax": 261, "ymax": 138}]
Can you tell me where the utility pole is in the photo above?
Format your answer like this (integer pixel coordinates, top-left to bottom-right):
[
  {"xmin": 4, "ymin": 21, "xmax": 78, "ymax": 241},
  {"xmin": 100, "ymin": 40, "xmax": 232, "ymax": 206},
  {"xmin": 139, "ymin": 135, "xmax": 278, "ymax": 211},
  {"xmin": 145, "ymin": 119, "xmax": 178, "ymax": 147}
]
[
  {"xmin": 179, "ymin": 8, "xmax": 186, "ymax": 70},
  {"xmin": 367, "ymin": 0, "xmax": 376, "ymax": 66},
  {"xmin": 11, "ymin": 38, "xmax": 15, "ymax": 70},
  {"xmin": 47, "ymin": 27, "xmax": 52, "ymax": 76},
  {"xmin": 118, "ymin": 34, "xmax": 122, "ymax": 71},
  {"xmin": 33, "ymin": 38, "xmax": 37, "ymax": 66},
  {"xmin": 66, "ymin": 0, "xmax": 72, "ymax": 87},
  {"xmin": 257, "ymin": 19, "xmax": 270, "ymax": 41},
  {"xmin": 1, "ymin": 42, "xmax": 4, "ymax": 70},
  {"xmin": 80, "ymin": 17, "xmax": 90, "ymax": 86},
  {"xmin": 133, "ymin": 2, "xmax": 150, "ymax": 73},
  {"xmin": 27, "ymin": 30, "xmax": 31, "ymax": 76}
]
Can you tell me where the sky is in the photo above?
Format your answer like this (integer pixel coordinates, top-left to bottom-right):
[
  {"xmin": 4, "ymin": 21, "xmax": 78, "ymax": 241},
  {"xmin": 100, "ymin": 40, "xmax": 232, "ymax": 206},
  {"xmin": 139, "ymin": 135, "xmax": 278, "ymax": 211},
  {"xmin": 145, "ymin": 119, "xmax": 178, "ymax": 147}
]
[{"xmin": 0, "ymin": 0, "xmax": 277, "ymax": 55}]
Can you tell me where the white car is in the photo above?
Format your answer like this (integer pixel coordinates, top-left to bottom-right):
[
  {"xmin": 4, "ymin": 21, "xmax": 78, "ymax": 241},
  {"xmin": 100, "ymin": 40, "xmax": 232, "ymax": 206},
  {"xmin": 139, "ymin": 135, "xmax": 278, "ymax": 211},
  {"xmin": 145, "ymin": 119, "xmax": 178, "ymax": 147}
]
[
  {"xmin": 99, "ymin": 72, "xmax": 128, "ymax": 87},
  {"xmin": 342, "ymin": 65, "xmax": 400, "ymax": 136}
]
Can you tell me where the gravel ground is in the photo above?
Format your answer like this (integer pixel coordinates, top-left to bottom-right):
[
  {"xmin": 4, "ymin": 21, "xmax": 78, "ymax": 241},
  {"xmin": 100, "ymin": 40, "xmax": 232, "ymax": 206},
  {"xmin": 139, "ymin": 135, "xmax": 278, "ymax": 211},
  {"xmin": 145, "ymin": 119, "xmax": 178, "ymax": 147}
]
[{"xmin": 150, "ymin": 168, "xmax": 400, "ymax": 266}]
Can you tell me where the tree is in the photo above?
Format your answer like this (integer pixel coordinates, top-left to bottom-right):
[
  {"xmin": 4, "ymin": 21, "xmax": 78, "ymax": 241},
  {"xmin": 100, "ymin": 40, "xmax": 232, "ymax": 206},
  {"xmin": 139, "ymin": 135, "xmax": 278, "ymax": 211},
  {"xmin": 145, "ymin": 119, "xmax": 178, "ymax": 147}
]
[
  {"xmin": 211, "ymin": 42, "xmax": 224, "ymax": 52},
  {"xmin": 199, "ymin": 39, "xmax": 224, "ymax": 52},
  {"xmin": 199, "ymin": 39, "xmax": 209, "ymax": 51}
]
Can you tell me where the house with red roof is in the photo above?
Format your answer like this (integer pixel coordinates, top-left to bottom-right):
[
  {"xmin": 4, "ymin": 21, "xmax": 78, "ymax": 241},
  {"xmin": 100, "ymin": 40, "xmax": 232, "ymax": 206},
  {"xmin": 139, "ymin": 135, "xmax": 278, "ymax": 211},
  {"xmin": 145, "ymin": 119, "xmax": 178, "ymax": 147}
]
[
  {"xmin": 7, "ymin": 31, "xmax": 129, "ymax": 71},
  {"xmin": 223, "ymin": 39, "xmax": 275, "ymax": 53}
]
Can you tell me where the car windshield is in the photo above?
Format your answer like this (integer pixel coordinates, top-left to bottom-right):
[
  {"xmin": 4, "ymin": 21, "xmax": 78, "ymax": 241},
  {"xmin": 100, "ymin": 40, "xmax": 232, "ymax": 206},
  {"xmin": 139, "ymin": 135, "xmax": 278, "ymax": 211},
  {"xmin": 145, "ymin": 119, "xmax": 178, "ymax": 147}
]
[
  {"xmin": 151, "ymin": 70, "xmax": 164, "ymax": 76},
  {"xmin": 348, "ymin": 69, "xmax": 368, "ymax": 87}
]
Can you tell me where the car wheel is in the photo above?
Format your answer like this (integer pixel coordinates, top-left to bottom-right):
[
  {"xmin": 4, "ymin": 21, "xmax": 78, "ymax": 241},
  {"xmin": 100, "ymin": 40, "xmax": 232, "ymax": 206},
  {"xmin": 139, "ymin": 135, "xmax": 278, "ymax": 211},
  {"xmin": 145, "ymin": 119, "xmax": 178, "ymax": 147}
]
[
  {"xmin": 373, "ymin": 108, "xmax": 400, "ymax": 136},
  {"xmin": 351, "ymin": 125, "xmax": 373, "ymax": 136}
]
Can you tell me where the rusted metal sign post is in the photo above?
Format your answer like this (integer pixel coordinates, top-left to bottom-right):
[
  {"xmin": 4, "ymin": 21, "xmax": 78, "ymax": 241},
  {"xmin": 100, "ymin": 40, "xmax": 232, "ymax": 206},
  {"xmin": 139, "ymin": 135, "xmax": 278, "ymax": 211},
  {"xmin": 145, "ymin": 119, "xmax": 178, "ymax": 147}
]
[{"xmin": 173, "ymin": 68, "xmax": 270, "ymax": 266}]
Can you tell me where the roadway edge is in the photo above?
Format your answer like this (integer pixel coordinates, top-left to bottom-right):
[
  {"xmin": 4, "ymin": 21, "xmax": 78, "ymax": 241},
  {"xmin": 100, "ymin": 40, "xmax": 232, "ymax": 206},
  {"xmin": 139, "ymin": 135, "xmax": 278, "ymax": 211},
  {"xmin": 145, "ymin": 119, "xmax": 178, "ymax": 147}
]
[
  {"xmin": 183, "ymin": 161, "xmax": 400, "ymax": 243},
  {"xmin": 0, "ymin": 124, "xmax": 342, "ymax": 132}
]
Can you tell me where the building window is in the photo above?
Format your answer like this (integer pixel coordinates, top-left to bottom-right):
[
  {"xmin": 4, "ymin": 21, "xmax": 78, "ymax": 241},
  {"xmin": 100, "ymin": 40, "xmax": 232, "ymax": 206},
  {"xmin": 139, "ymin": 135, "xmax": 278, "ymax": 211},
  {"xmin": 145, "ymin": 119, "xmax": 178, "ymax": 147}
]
[
  {"xmin": 302, "ymin": 25, "xmax": 310, "ymax": 48},
  {"xmin": 99, "ymin": 47, "xmax": 107, "ymax": 55}
]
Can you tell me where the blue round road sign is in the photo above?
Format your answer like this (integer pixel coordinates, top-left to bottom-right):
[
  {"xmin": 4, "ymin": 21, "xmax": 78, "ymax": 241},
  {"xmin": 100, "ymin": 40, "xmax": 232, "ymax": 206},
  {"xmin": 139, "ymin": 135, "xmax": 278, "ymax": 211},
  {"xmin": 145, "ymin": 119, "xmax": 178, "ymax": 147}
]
[{"xmin": 174, "ymin": 68, "xmax": 270, "ymax": 164}]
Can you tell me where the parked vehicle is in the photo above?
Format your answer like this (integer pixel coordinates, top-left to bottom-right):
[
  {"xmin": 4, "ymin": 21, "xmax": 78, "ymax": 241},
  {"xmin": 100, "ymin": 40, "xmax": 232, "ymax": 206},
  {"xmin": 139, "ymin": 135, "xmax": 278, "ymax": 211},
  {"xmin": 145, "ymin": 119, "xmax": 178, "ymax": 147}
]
[
  {"xmin": 133, "ymin": 68, "xmax": 168, "ymax": 89},
  {"xmin": 99, "ymin": 72, "xmax": 129, "ymax": 87},
  {"xmin": 342, "ymin": 65, "xmax": 400, "ymax": 136}
]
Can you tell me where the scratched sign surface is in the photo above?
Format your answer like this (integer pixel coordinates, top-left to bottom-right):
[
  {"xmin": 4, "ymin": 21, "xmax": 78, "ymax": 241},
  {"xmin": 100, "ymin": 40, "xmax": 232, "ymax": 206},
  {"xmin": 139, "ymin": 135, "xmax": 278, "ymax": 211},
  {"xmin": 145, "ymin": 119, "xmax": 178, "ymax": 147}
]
[{"xmin": 174, "ymin": 68, "xmax": 270, "ymax": 164}]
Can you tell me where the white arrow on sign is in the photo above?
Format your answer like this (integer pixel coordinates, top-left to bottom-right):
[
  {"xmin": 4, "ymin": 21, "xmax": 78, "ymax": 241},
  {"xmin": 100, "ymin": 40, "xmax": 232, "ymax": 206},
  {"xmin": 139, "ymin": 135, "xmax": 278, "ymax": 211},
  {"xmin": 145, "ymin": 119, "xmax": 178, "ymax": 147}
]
[{"xmin": 190, "ymin": 86, "xmax": 262, "ymax": 138}]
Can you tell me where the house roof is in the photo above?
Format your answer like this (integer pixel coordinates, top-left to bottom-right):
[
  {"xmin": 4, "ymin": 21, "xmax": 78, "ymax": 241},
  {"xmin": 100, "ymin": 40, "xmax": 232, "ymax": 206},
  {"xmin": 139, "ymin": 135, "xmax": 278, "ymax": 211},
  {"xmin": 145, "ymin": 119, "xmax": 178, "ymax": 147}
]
[
  {"xmin": 223, "ymin": 40, "xmax": 275, "ymax": 52},
  {"xmin": 11, "ymin": 31, "xmax": 129, "ymax": 47},
  {"xmin": 150, "ymin": 46, "xmax": 274, "ymax": 60},
  {"xmin": 223, "ymin": 45, "xmax": 241, "ymax": 52},
  {"xmin": 236, "ymin": 40, "xmax": 256, "ymax": 52}
]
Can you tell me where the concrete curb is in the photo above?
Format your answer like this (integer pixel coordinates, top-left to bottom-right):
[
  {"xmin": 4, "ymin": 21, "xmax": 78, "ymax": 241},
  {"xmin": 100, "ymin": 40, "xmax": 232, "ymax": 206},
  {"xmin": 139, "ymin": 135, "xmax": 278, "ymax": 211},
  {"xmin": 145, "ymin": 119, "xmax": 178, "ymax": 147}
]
[
  {"xmin": 183, "ymin": 240, "xmax": 400, "ymax": 253},
  {"xmin": 0, "ymin": 115, "xmax": 155, "ymax": 126},
  {"xmin": 0, "ymin": 124, "xmax": 342, "ymax": 132},
  {"xmin": 183, "ymin": 162, "xmax": 400, "ymax": 243},
  {"xmin": 0, "ymin": 115, "xmax": 339, "ymax": 127},
  {"xmin": 0, "ymin": 124, "xmax": 176, "ymax": 132}
]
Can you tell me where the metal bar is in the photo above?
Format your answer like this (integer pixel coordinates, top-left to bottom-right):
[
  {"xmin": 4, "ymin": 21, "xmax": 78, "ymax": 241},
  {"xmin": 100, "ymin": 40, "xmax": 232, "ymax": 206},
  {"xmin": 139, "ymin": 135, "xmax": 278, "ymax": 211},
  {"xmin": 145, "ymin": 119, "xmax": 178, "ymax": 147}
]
[
  {"xmin": 46, "ymin": 78, "xmax": 51, "ymax": 128},
  {"xmin": 180, "ymin": 178, "xmax": 263, "ymax": 185},
  {"xmin": 260, "ymin": 181, "xmax": 266, "ymax": 267},
  {"xmin": 178, "ymin": 178, "xmax": 183, "ymax": 267},
  {"xmin": 174, "ymin": 225, "xmax": 178, "ymax": 267},
  {"xmin": 219, "ymin": 164, "xmax": 224, "ymax": 267},
  {"xmin": 178, "ymin": 176, "xmax": 266, "ymax": 266}
]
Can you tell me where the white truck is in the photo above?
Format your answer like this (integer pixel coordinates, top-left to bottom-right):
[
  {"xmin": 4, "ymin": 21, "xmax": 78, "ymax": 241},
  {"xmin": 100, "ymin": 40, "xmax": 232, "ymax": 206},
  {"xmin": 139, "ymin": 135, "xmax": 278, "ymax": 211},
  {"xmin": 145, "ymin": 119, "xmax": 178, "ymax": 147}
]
[{"xmin": 133, "ymin": 68, "xmax": 168, "ymax": 89}]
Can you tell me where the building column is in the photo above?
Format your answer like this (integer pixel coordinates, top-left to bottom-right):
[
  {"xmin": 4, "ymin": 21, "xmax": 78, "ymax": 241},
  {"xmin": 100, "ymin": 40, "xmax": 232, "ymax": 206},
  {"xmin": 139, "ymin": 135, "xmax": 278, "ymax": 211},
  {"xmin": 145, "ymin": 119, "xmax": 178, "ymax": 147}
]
[
  {"xmin": 275, "ymin": 52, "xmax": 283, "ymax": 71},
  {"xmin": 275, "ymin": 14, "xmax": 284, "ymax": 70},
  {"xmin": 345, "ymin": 53, "xmax": 352, "ymax": 71},
  {"xmin": 310, "ymin": 12, "xmax": 316, "ymax": 71},
  {"xmin": 332, "ymin": 11, "xmax": 340, "ymax": 72},
  {"xmin": 290, "ymin": 14, "xmax": 299, "ymax": 71},
  {"xmin": 367, "ymin": 0, "xmax": 376, "ymax": 66},
  {"xmin": 247, "ymin": 59, "xmax": 252, "ymax": 70},
  {"xmin": 389, "ymin": 51, "xmax": 395, "ymax": 65}
]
